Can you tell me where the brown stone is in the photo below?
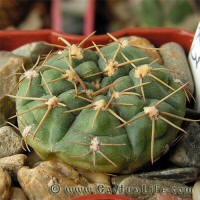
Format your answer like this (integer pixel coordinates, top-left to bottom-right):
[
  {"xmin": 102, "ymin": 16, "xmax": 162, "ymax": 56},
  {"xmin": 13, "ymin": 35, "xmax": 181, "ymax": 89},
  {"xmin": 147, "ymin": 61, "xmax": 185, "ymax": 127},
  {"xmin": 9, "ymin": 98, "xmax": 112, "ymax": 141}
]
[
  {"xmin": 114, "ymin": 176, "xmax": 192, "ymax": 199},
  {"xmin": 0, "ymin": 154, "xmax": 27, "ymax": 178},
  {"xmin": 17, "ymin": 160, "xmax": 111, "ymax": 200},
  {"xmin": 0, "ymin": 51, "xmax": 30, "ymax": 119},
  {"xmin": 12, "ymin": 41, "xmax": 52, "ymax": 63},
  {"xmin": 169, "ymin": 122, "xmax": 200, "ymax": 168},
  {"xmin": 0, "ymin": 126, "xmax": 22, "ymax": 158},
  {"xmin": 117, "ymin": 36, "xmax": 163, "ymax": 64},
  {"xmin": 78, "ymin": 168, "xmax": 110, "ymax": 186},
  {"xmin": 0, "ymin": 167, "xmax": 11, "ymax": 200},
  {"xmin": 159, "ymin": 42, "xmax": 194, "ymax": 94},
  {"xmin": 9, "ymin": 187, "xmax": 27, "ymax": 200}
]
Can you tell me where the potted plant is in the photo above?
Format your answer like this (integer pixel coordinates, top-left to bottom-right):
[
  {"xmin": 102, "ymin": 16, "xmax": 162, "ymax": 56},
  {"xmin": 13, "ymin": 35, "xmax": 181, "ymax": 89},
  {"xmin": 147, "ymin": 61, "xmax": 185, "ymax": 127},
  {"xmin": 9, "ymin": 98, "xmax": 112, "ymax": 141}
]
[{"xmin": 0, "ymin": 28, "xmax": 195, "ymax": 200}]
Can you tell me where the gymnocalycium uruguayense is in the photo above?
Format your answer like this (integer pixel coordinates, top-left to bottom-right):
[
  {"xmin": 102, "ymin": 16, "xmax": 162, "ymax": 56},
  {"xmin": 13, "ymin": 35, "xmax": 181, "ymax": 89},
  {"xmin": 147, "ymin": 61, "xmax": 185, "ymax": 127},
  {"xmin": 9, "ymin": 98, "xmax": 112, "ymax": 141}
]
[{"xmin": 7, "ymin": 32, "xmax": 198, "ymax": 174}]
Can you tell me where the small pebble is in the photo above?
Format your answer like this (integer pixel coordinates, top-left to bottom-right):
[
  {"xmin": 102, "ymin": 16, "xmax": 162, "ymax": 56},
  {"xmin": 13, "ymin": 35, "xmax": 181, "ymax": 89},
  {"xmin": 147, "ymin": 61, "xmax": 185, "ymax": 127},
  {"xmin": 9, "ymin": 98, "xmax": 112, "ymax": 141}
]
[
  {"xmin": 169, "ymin": 122, "xmax": 200, "ymax": 168},
  {"xmin": 0, "ymin": 51, "xmax": 29, "ymax": 119},
  {"xmin": 0, "ymin": 126, "xmax": 22, "ymax": 158},
  {"xmin": 159, "ymin": 42, "xmax": 194, "ymax": 94},
  {"xmin": 0, "ymin": 154, "xmax": 27, "ymax": 178},
  {"xmin": 192, "ymin": 180, "xmax": 200, "ymax": 200},
  {"xmin": 137, "ymin": 167, "xmax": 200, "ymax": 184},
  {"xmin": 0, "ymin": 51, "xmax": 26, "ymax": 97},
  {"xmin": 0, "ymin": 167, "xmax": 11, "ymax": 200},
  {"xmin": 17, "ymin": 160, "xmax": 111, "ymax": 200},
  {"xmin": 117, "ymin": 36, "xmax": 163, "ymax": 65},
  {"xmin": 114, "ymin": 176, "xmax": 192, "ymax": 199},
  {"xmin": 9, "ymin": 187, "xmax": 27, "ymax": 200},
  {"xmin": 78, "ymin": 168, "xmax": 111, "ymax": 186},
  {"xmin": 12, "ymin": 42, "xmax": 52, "ymax": 63}
]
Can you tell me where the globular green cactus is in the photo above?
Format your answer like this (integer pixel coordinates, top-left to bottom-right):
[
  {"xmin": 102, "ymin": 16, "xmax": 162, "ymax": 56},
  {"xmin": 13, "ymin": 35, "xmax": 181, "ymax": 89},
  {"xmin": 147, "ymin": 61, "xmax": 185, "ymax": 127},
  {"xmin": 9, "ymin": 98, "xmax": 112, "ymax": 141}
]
[{"xmin": 9, "ymin": 33, "xmax": 190, "ymax": 173}]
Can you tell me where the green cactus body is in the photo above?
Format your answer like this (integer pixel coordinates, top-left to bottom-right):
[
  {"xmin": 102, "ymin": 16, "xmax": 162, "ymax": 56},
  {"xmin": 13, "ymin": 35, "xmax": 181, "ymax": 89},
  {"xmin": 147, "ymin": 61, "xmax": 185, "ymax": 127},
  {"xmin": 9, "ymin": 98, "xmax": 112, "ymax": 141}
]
[{"xmin": 15, "ymin": 37, "xmax": 186, "ymax": 173}]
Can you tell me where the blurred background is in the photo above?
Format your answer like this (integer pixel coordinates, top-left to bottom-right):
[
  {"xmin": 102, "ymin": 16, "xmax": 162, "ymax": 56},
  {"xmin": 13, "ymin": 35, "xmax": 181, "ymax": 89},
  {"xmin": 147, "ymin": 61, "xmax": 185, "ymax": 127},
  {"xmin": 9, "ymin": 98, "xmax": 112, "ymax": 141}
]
[{"xmin": 0, "ymin": 0, "xmax": 200, "ymax": 35}]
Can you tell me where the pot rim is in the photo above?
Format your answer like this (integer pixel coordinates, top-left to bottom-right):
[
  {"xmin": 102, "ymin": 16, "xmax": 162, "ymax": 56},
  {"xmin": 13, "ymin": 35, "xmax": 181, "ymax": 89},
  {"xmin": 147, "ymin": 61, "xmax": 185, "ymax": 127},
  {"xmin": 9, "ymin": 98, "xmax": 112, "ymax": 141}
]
[
  {"xmin": 0, "ymin": 27, "xmax": 194, "ymax": 52},
  {"xmin": 70, "ymin": 193, "xmax": 136, "ymax": 200}
]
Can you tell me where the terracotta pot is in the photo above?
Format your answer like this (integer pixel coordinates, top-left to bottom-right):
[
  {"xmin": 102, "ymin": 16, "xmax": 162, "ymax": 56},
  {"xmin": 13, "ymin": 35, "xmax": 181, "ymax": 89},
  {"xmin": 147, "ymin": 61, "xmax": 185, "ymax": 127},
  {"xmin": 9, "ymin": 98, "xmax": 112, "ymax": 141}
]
[
  {"xmin": 70, "ymin": 194, "xmax": 135, "ymax": 200},
  {"xmin": 0, "ymin": 28, "xmax": 193, "ymax": 53}
]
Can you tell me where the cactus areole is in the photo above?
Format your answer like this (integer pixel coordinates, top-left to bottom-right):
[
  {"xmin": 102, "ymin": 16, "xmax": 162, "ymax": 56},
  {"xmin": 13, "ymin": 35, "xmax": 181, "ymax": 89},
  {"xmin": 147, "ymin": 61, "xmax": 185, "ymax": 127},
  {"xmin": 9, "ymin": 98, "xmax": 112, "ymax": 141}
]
[{"xmin": 13, "ymin": 33, "xmax": 187, "ymax": 174}]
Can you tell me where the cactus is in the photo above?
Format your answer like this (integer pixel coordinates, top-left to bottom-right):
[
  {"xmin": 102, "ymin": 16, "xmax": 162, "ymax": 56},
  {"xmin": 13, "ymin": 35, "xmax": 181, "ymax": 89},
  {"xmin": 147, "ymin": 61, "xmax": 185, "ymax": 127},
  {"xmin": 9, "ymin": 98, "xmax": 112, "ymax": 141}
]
[
  {"xmin": 132, "ymin": 0, "xmax": 194, "ymax": 28},
  {"xmin": 7, "ymin": 32, "xmax": 196, "ymax": 174}
]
